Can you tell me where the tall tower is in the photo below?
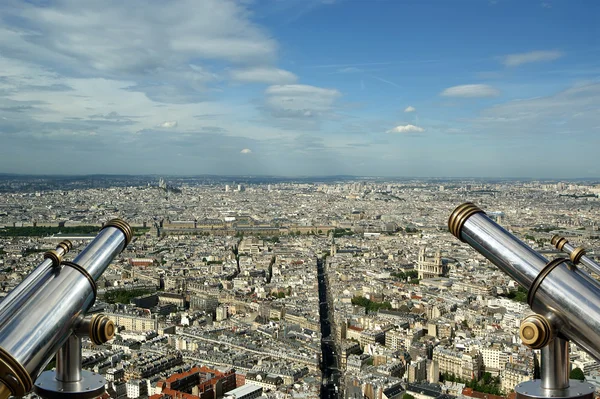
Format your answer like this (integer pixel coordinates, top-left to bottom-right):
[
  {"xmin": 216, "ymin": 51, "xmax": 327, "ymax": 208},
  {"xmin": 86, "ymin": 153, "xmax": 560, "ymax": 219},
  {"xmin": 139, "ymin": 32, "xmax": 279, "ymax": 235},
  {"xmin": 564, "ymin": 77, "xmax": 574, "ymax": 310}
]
[
  {"xmin": 330, "ymin": 236, "xmax": 337, "ymax": 256},
  {"xmin": 418, "ymin": 247, "xmax": 426, "ymax": 264},
  {"xmin": 417, "ymin": 247, "xmax": 427, "ymax": 279}
]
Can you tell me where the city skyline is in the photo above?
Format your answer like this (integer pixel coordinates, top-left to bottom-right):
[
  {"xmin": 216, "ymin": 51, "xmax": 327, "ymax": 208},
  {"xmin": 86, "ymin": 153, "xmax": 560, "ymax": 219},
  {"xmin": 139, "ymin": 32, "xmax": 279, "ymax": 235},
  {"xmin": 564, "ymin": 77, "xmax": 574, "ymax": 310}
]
[
  {"xmin": 1, "ymin": 176, "xmax": 599, "ymax": 398},
  {"xmin": 0, "ymin": 0, "xmax": 598, "ymax": 177}
]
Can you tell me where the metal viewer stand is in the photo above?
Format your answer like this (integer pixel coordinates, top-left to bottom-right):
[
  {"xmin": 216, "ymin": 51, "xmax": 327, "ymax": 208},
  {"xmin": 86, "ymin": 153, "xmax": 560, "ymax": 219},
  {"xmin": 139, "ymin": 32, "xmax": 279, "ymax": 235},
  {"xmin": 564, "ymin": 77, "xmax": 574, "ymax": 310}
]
[
  {"xmin": 449, "ymin": 203, "xmax": 598, "ymax": 399},
  {"xmin": 0, "ymin": 219, "xmax": 132, "ymax": 399}
]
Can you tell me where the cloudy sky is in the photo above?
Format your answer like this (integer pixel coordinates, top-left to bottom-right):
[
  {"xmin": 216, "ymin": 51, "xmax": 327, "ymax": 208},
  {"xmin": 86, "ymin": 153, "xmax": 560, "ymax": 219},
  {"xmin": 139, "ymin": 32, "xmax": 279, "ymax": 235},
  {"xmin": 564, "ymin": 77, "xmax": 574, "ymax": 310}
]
[{"xmin": 0, "ymin": 0, "xmax": 598, "ymax": 177}]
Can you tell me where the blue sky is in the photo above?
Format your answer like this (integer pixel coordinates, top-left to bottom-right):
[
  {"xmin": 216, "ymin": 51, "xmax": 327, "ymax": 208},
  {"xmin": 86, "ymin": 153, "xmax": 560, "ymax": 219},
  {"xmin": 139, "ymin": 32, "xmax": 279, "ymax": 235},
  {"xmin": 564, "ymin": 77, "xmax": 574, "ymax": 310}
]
[{"xmin": 0, "ymin": 0, "xmax": 598, "ymax": 177}]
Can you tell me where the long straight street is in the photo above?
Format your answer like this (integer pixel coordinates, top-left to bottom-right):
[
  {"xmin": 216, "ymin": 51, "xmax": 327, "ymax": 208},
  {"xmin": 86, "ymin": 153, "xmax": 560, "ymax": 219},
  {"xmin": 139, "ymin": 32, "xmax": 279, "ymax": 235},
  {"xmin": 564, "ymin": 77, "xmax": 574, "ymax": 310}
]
[{"xmin": 317, "ymin": 257, "xmax": 341, "ymax": 399}]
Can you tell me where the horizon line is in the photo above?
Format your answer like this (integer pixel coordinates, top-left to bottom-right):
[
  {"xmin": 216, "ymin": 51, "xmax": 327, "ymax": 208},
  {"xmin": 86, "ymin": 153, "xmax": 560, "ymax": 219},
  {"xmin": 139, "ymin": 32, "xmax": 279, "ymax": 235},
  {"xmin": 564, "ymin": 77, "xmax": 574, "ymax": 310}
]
[{"xmin": 0, "ymin": 173, "xmax": 599, "ymax": 181}]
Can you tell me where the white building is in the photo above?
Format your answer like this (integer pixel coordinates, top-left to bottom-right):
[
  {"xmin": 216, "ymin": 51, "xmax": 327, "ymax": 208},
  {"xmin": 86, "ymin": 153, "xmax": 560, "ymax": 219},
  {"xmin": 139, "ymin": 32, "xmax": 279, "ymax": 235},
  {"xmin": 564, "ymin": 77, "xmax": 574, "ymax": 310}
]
[{"xmin": 126, "ymin": 379, "xmax": 147, "ymax": 398}]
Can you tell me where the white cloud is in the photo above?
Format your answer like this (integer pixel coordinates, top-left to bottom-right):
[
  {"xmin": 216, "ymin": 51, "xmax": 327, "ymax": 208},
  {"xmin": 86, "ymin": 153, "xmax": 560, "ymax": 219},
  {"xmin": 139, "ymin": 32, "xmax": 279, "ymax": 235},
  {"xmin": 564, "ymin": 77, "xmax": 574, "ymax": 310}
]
[
  {"xmin": 441, "ymin": 84, "xmax": 500, "ymax": 98},
  {"xmin": 157, "ymin": 121, "xmax": 178, "ymax": 128},
  {"xmin": 240, "ymin": 148, "xmax": 252, "ymax": 154},
  {"xmin": 387, "ymin": 124, "xmax": 424, "ymax": 133},
  {"xmin": 404, "ymin": 106, "xmax": 416, "ymax": 113},
  {"xmin": 264, "ymin": 84, "xmax": 341, "ymax": 118},
  {"xmin": 0, "ymin": 0, "xmax": 277, "ymax": 73},
  {"xmin": 0, "ymin": 0, "xmax": 286, "ymax": 105},
  {"xmin": 502, "ymin": 50, "xmax": 563, "ymax": 67},
  {"xmin": 230, "ymin": 67, "xmax": 297, "ymax": 84}
]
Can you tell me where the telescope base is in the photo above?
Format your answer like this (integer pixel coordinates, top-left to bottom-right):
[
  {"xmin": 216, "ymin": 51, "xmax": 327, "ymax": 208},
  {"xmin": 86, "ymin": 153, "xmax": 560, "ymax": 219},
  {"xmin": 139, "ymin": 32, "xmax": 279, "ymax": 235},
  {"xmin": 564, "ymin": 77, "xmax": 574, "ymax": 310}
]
[
  {"xmin": 515, "ymin": 380, "xmax": 595, "ymax": 399},
  {"xmin": 33, "ymin": 370, "xmax": 106, "ymax": 399}
]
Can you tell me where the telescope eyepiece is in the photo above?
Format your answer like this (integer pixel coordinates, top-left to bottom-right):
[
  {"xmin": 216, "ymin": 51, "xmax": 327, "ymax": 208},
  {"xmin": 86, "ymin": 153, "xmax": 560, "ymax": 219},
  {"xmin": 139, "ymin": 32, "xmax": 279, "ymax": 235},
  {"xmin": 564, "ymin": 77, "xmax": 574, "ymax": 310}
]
[
  {"xmin": 552, "ymin": 235, "xmax": 569, "ymax": 251},
  {"xmin": 43, "ymin": 240, "xmax": 75, "ymax": 268},
  {"xmin": 57, "ymin": 240, "xmax": 72, "ymax": 253},
  {"xmin": 103, "ymin": 219, "xmax": 133, "ymax": 249},
  {"xmin": 448, "ymin": 202, "xmax": 485, "ymax": 242}
]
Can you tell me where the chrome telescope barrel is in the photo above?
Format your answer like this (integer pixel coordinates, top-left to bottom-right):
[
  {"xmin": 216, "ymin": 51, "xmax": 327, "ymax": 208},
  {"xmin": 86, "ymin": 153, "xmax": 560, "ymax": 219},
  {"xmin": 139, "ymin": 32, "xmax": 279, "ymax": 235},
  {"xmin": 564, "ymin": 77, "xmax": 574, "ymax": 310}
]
[
  {"xmin": 552, "ymin": 235, "xmax": 600, "ymax": 276},
  {"xmin": 0, "ymin": 220, "xmax": 132, "ymax": 397},
  {"xmin": 0, "ymin": 240, "xmax": 72, "ymax": 322},
  {"xmin": 449, "ymin": 203, "xmax": 600, "ymax": 362}
]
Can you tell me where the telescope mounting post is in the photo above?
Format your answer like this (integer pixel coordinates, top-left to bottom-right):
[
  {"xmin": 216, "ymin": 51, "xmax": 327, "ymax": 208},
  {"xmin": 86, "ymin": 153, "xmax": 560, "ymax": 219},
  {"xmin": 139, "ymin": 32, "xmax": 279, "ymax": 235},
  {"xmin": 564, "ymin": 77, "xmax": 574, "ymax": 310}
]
[
  {"xmin": 33, "ymin": 313, "xmax": 115, "ymax": 399},
  {"xmin": 34, "ymin": 335, "xmax": 105, "ymax": 399},
  {"xmin": 515, "ymin": 329, "xmax": 594, "ymax": 399}
]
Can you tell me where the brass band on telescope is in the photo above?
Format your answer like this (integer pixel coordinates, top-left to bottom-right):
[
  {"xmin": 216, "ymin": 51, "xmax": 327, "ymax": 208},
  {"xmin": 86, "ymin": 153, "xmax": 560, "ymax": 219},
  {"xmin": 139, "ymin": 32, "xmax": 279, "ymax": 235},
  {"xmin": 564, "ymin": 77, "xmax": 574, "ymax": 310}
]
[
  {"xmin": 520, "ymin": 314, "xmax": 553, "ymax": 349},
  {"xmin": 0, "ymin": 346, "xmax": 32, "ymax": 396},
  {"xmin": 551, "ymin": 235, "xmax": 569, "ymax": 251},
  {"xmin": 43, "ymin": 250, "xmax": 61, "ymax": 267},
  {"xmin": 103, "ymin": 219, "xmax": 133, "ymax": 250},
  {"xmin": 448, "ymin": 202, "xmax": 485, "ymax": 242},
  {"xmin": 570, "ymin": 247, "xmax": 586, "ymax": 265},
  {"xmin": 60, "ymin": 261, "xmax": 97, "ymax": 303},
  {"xmin": 89, "ymin": 314, "xmax": 115, "ymax": 345},
  {"xmin": 0, "ymin": 382, "xmax": 11, "ymax": 399},
  {"xmin": 527, "ymin": 257, "xmax": 570, "ymax": 308},
  {"xmin": 43, "ymin": 240, "xmax": 74, "ymax": 267},
  {"xmin": 57, "ymin": 240, "xmax": 72, "ymax": 253}
]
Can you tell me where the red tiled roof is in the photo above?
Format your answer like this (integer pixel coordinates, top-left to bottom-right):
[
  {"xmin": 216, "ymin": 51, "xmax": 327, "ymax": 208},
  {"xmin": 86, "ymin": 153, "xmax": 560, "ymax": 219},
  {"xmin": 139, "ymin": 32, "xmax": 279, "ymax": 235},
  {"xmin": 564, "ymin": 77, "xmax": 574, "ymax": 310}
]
[{"xmin": 462, "ymin": 387, "xmax": 506, "ymax": 399}]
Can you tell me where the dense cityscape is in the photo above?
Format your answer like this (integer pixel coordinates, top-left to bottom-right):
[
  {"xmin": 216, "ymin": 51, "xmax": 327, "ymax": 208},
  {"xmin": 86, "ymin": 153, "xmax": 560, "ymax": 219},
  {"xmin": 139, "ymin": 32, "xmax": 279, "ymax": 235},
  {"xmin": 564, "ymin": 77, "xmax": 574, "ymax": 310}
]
[{"xmin": 1, "ymin": 176, "xmax": 599, "ymax": 399}]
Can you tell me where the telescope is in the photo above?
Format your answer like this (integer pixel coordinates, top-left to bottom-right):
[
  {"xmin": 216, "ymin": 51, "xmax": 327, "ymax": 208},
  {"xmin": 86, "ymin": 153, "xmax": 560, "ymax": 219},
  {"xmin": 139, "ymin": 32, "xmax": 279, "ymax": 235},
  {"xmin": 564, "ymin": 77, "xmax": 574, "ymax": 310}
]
[
  {"xmin": 449, "ymin": 203, "xmax": 599, "ymax": 399},
  {"xmin": 0, "ymin": 219, "xmax": 132, "ymax": 399}
]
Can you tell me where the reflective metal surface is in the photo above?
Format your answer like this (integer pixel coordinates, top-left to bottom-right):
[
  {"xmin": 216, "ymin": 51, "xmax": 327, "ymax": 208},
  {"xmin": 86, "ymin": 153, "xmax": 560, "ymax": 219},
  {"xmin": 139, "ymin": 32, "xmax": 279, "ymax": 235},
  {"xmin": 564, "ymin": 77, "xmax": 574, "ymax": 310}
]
[
  {"xmin": 515, "ymin": 380, "xmax": 594, "ymax": 399},
  {"xmin": 541, "ymin": 338, "xmax": 569, "ymax": 390},
  {"xmin": 458, "ymin": 211, "xmax": 600, "ymax": 362},
  {"xmin": 70, "ymin": 226, "xmax": 127, "ymax": 281},
  {"xmin": 561, "ymin": 241, "xmax": 600, "ymax": 276},
  {"xmin": 56, "ymin": 335, "xmax": 81, "ymax": 383},
  {"xmin": 461, "ymin": 212, "xmax": 548, "ymax": 287},
  {"xmin": 34, "ymin": 370, "xmax": 105, "ymax": 399},
  {"xmin": 0, "ymin": 221, "xmax": 129, "ymax": 395},
  {"xmin": 0, "ymin": 242, "xmax": 70, "ymax": 321}
]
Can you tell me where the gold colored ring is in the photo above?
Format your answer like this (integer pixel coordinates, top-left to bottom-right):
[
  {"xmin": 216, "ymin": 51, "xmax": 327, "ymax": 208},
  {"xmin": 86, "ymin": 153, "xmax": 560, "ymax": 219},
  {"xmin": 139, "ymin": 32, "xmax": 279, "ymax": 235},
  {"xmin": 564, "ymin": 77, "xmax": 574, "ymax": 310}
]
[
  {"xmin": 520, "ymin": 314, "xmax": 552, "ymax": 349},
  {"xmin": 0, "ymin": 346, "xmax": 32, "ymax": 396},
  {"xmin": 43, "ymin": 250, "xmax": 61, "ymax": 267},
  {"xmin": 448, "ymin": 203, "xmax": 485, "ymax": 241},
  {"xmin": 570, "ymin": 247, "xmax": 586, "ymax": 265},
  {"xmin": 102, "ymin": 318, "xmax": 115, "ymax": 342},
  {"xmin": 89, "ymin": 314, "xmax": 115, "ymax": 345},
  {"xmin": 61, "ymin": 261, "xmax": 97, "ymax": 303},
  {"xmin": 103, "ymin": 219, "xmax": 133, "ymax": 249},
  {"xmin": 527, "ymin": 257, "xmax": 569, "ymax": 307},
  {"xmin": 551, "ymin": 235, "xmax": 568, "ymax": 251},
  {"xmin": 57, "ymin": 240, "xmax": 73, "ymax": 253}
]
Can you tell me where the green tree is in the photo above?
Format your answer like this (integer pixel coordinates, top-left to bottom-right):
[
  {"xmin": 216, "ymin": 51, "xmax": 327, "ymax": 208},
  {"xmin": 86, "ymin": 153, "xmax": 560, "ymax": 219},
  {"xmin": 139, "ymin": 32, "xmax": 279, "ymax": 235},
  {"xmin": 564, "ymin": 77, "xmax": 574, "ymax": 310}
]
[
  {"xmin": 391, "ymin": 271, "xmax": 406, "ymax": 280},
  {"xmin": 503, "ymin": 285, "xmax": 528, "ymax": 303},
  {"xmin": 406, "ymin": 270, "xmax": 419, "ymax": 279},
  {"xmin": 570, "ymin": 367, "xmax": 585, "ymax": 381},
  {"xmin": 351, "ymin": 296, "xmax": 392, "ymax": 313},
  {"xmin": 482, "ymin": 372, "xmax": 492, "ymax": 384}
]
